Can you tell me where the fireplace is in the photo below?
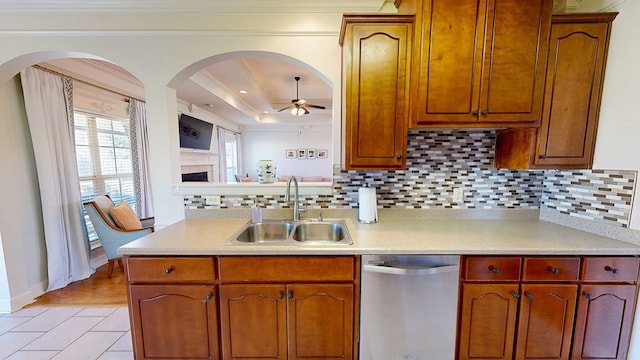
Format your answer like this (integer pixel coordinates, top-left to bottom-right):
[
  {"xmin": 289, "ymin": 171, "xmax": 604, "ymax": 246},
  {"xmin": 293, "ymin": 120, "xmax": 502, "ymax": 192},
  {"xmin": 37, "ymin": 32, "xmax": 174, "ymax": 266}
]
[{"xmin": 181, "ymin": 171, "xmax": 209, "ymax": 182}]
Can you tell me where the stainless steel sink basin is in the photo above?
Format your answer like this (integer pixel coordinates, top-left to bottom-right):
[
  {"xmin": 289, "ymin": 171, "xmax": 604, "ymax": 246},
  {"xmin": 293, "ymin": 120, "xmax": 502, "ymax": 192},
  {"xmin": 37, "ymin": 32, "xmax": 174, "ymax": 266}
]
[
  {"xmin": 226, "ymin": 219, "xmax": 352, "ymax": 245},
  {"xmin": 292, "ymin": 222, "xmax": 346, "ymax": 242},
  {"xmin": 235, "ymin": 221, "xmax": 294, "ymax": 243}
]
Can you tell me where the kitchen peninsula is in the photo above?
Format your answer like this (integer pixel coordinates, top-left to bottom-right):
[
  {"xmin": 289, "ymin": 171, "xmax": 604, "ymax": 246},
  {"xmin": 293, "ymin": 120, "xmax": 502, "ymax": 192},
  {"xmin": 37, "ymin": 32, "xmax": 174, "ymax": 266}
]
[{"xmin": 120, "ymin": 214, "xmax": 640, "ymax": 360}]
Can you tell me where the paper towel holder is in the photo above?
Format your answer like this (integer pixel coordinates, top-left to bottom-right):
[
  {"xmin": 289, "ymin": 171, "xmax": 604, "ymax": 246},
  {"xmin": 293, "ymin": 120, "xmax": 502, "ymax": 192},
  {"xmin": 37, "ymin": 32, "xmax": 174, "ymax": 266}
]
[{"xmin": 358, "ymin": 183, "xmax": 378, "ymax": 224}]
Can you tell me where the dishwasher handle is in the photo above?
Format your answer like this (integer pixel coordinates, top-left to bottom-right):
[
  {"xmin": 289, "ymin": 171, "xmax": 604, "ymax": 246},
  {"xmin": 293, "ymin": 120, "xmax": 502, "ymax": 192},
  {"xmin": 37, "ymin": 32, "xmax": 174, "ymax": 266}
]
[{"xmin": 362, "ymin": 262, "xmax": 459, "ymax": 276}]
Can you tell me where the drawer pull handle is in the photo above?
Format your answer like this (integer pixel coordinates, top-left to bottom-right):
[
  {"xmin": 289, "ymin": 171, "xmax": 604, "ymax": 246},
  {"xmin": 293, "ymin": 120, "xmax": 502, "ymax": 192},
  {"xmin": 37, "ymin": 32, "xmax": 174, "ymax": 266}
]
[
  {"xmin": 604, "ymin": 265, "xmax": 619, "ymax": 274},
  {"xmin": 278, "ymin": 292, "xmax": 284, "ymax": 299},
  {"xmin": 583, "ymin": 292, "xmax": 592, "ymax": 300},
  {"xmin": 205, "ymin": 294, "xmax": 213, "ymax": 301},
  {"xmin": 549, "ymin": 267, "xmax": 559, "ymax": 274},
  {"xmin": 525, "ymin": 292, "xmax": 533, "ymax": 300},
  {"xmin": 511, "ymin": 291, "xmax": 520, "ymax": 299},
  {"xmin": 165, "ymin": 267, "xmax": 174, "ymax": 274},
  {"xmin": 489, "ymin": 265, "xmax": 499, "ymax": 273}
]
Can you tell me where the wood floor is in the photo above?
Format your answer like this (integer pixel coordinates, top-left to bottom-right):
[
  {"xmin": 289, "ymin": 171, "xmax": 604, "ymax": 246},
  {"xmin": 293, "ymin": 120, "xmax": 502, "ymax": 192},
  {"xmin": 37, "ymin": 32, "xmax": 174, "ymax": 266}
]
[{"xmin": 28, "ymin": 261, "xmax": 128, "ymax": 307}]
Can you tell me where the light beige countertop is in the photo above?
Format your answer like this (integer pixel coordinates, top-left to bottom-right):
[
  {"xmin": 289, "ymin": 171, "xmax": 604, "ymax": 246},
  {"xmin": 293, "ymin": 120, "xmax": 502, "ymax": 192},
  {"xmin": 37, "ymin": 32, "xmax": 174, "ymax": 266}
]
[{"xmin": 118, "ymin": 216, "xmax": 640, "ymax": 256}]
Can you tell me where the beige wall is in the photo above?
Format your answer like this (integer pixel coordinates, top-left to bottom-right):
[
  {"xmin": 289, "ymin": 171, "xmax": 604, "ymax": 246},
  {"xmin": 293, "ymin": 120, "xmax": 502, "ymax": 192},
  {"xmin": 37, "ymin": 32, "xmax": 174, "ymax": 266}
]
[
  {"xmin": 0, "ymin": 7, "xmax": 346, "ymax": 311},
  {"xmin": 593, "ymin": 0, "xmax": 640, "ymax": 230},
  {"xmin": 0, "ymin": 76, "xmax": 47, "ymax": 312}
]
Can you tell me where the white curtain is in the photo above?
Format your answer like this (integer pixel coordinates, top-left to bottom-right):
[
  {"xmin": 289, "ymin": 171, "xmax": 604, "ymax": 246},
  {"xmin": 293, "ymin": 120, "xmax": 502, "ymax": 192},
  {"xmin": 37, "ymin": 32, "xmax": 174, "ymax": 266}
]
[
  {"xmin": 235, "ymin": 133, "xmax": 243, "ymax": 175},
  {"xmin": 20, "ymin": 67, "xmax": 93, "ymax": 291},
  {"xmin": 130, "ymin": 99, "xmax": 154, "ymax": 218},
  {"xmin": 217, "ymin": 127, "xmax": 228, "ymax": 182}
]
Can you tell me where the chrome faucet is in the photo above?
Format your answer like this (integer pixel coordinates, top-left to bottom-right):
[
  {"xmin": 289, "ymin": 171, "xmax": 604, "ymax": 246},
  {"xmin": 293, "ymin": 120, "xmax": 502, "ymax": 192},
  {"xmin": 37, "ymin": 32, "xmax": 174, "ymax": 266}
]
[{"xmin": 285, "ymin": 176, "xmax": 305, "ymax": 221}]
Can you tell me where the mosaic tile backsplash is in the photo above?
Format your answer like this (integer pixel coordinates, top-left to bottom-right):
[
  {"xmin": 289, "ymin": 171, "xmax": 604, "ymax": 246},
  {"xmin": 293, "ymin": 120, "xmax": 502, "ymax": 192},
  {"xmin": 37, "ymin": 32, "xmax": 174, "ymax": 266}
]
[
  {"xmin": 183, "ymin": 129, "xmax": 636, "ymax": 227},
  {"xmin": 542, "ymin": 170, "xmax": 636, "ymax": 228}
]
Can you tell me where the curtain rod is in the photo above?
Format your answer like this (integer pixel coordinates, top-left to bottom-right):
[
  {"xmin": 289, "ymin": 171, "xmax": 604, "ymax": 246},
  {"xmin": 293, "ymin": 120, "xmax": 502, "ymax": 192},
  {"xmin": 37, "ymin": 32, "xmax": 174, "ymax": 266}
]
[
  {"xmin": 216, "ymin": 125, "xmax": 240, "ymax": 136},
  {"xmin": 32, "ymin": 64, "xmax": 145, "ymax": 103}
]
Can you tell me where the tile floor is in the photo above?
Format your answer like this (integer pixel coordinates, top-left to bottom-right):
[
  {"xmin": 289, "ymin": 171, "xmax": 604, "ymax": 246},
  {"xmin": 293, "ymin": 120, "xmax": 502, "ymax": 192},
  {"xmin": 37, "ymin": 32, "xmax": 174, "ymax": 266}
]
[{"xmin": 0, "ymin": 306, "xmax": 132, "ymax": 360}]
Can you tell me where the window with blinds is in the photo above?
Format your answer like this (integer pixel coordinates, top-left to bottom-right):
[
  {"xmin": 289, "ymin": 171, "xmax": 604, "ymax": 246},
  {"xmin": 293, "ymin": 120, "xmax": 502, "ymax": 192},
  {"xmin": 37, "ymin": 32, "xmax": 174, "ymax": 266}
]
[{"xmin": 75, "ymin": 112, "xmax": 136, "ymax": 243}]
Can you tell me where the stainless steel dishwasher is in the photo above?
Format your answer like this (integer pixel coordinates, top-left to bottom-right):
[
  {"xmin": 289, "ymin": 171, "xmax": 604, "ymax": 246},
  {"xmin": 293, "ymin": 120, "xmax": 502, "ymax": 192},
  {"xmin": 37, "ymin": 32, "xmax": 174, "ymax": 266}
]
[{"xmin": 359, "ymin": 255, "xmax": 460, "ymax": 360}]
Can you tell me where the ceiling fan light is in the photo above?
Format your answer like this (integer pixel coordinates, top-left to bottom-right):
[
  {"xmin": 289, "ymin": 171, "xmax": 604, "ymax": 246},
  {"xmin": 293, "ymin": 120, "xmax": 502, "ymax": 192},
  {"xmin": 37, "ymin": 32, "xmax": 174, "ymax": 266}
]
[{"xmin": 291, "ymin": 107, "xmax": 306, "ymax": 116}]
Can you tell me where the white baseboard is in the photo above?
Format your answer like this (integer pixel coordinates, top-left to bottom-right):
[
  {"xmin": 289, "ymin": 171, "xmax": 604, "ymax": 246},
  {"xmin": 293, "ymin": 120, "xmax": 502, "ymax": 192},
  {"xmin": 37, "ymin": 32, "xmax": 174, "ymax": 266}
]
[{"xmin": 0, "ymin": 280, "xmax": 47, "ymax": 314}]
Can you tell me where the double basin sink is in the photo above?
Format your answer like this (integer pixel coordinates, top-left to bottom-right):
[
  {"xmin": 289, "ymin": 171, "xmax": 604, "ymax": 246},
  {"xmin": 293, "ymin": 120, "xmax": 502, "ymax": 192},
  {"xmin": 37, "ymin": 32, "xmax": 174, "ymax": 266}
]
[{"xmin": 225, "ymin": 219, "xmax": 352, "ymax": 246}]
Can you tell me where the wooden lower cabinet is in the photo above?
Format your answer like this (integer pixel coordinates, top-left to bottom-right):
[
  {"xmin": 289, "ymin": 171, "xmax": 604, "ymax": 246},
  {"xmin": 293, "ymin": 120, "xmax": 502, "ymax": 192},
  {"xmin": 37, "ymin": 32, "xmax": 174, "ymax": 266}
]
[
  {"xmin": 458, "ymin": 283, "xmax": 577, "ymax": 360},
  {"xmin": 458, "ymin": 256, "xmax": 638, "ymax": 360},
  {"xmin": 515, "ymin": 284, "xmax": 577, "ymax": 360},
  {"xmin": 458, "ymin": 283, "xmax": 519, "ymax": 360},
  {"xmin": 571, "ymin": 284, "xmax": 637, "ymax": 360},
  {"xmin": 219, "ymin": 283, "xmax": 354, "ymax": 360},
  {"xmin": 128, "ymin": 285, "xmax": 219, "ymax": 359}
]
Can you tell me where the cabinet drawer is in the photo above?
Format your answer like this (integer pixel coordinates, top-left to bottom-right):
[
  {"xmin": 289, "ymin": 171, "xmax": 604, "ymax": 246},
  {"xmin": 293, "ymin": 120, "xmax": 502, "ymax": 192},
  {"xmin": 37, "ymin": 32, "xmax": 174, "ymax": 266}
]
[
  {"xmin": 126, "ymin": 257, "xmax": 216, "ymax": 283},
  {"xmin": 582, "ymin": 257, "xmax": 640, "ymax": 283},
  {"xmin": 464, "ymin": 257, "xmax": 521, "ymax": 281},
  {"xmin": 523, "ymin": 257, "xmax": 580, "ymax": 281},
  {"xmin": 219, "ymin": 256, "xmax": 355, "ymax": 283}
]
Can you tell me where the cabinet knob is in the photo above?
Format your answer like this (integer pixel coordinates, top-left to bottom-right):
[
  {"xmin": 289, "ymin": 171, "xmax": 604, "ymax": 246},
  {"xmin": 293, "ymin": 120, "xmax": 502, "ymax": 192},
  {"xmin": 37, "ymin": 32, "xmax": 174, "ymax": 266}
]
[
  {"xmin": 473, "ymin": 110, "xmax": 479, "ymax": 116},
  {"xmin": 278, "ymin": 292, "xmax": 284, "ymax": 299},
  {"xmin": 525, "ymin": 292, "xmax": 533, "ymax": 300},
  {"xmin": 481, "ymin": 109, "xmax": 488, "ymax": 116},
  {"xmin": 288, "ymin": 291, "xmax": 294, "ymax": 299},
  {"xmin": 396, "ymin": 155, "xmax": 402, "ymax": 160},
  {"xmin": 583, "ymin": 292, "xmax": 592, "ymax": 300},
  {"xmin": 165, "ymin": 267, "xmax": 174, "ymax": 274},
  {"xmin": 539, "ymin": 154, "xmax": 548, "ymax": 159},
  {"xmin": 548, "ymin": 266, "xmax": 559, "ymax": 274},
  {"xmin": 511, "ymin": 291, "xmax": 520, "ymax": 299},
  {"xmin": 605, "ymin": 265, "xmax": 619, "ymax": 274},
  {"xmin": 205, "ymin": 293, "xmax": 213, "ymax": 301},
  {"xmin": 488, "ymin": 265, "xmax": 499, "ymax": 273}
]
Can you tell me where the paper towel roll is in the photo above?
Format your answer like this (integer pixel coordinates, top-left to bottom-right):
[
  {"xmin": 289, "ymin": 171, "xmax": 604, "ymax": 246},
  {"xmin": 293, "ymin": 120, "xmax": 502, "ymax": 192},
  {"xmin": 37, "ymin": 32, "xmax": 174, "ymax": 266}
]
[{"xmin": 358, "ymin": 186, "xmax": 378, "ymax": 223}]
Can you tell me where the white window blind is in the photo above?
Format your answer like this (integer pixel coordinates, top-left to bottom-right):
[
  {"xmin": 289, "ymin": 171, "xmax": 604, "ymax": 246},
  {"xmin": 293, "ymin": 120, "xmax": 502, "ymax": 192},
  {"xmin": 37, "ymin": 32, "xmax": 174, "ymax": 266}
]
[{"xmin": 75, "ymin": 112, "xmax": 136, "ymax": 242}]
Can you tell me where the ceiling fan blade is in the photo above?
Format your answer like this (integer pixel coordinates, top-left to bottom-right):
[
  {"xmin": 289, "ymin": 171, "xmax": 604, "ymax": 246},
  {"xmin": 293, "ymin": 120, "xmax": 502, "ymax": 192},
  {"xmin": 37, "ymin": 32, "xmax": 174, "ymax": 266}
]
[
  {"xmin": 277, "ymin": 104, "xmax": 294, "ymax": 112},
  {"xmin": 304, "ymin": 104, "xmax": 326, "ymax": 110}
]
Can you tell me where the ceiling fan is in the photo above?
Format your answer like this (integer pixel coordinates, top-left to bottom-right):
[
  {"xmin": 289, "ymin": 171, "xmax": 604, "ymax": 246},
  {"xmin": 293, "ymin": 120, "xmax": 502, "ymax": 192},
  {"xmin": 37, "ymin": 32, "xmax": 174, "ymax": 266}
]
[{"xmin": 277, "ymin": 76, "xmax": 326, "ymax": 116}]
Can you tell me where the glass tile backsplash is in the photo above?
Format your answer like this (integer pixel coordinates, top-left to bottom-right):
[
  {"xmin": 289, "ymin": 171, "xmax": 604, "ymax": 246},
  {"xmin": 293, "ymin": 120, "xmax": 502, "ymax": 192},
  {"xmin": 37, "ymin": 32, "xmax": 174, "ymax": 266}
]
[{"xmin": 183, "ymin": 129, "xmax": 636, "ymax": 228}]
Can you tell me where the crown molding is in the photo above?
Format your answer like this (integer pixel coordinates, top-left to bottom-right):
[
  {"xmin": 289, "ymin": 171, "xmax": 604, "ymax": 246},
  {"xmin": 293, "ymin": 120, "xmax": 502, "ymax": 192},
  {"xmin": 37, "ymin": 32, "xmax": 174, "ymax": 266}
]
[{"xmin": 0, "ymin": 0, "xmax": 389, "ymax": 13}]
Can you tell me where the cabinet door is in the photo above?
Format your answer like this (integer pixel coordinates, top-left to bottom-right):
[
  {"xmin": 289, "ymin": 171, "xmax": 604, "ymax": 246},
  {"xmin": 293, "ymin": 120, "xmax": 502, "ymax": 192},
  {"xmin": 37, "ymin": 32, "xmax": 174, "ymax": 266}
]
[
  {"xmin": 342, "ymin": 18, "xmax": 412, "ymax": 169},
  {"xmin": 515, "ymin": 284, "xmax": 577, "ymax": 360},
  {"xmin": 219, "ymin": 284, "xmax": 287, "ymax": 360},
  {"xmin": 571, "ymin": 284, "xmax": 637, "ymax": 360},
  {"xmin": 414, "ymin": 0, "xmax": 550, "ymax": 126},
  {"xmin": 287, "ymin": 284, "xmax": 354, "ymax": 360},
  {"xmin": 478, "ymin": 0, "xmax": 551, "ymax": 124},
  {"xmin": 535, "ymin": 19, "xmax": 613, "ymax": 167},
  {"xmin": 458, "ymin": 283, "xmax": 519, "ymax": 360},
  {"xmin": 415, "ymin": 0, "xmax": 486, "ymax": 124},
  {"xmin": 128, "ymin": 285, "xmax": 219, "ymax": 360}
]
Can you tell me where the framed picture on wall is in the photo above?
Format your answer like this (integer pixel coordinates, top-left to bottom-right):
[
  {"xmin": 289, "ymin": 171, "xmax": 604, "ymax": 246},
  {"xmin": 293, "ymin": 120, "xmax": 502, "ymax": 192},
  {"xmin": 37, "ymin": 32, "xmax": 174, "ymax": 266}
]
[
  {"xmin": 307, "ymin": 148, "xmax": 317, "ymax": 159},
  {"xmin": 286, "ymin": 149, "xmax": 296, "ymax": 159},
  {"xmin": 297, "ymin": 148, "xmax": 307, "ymax": 159},
  {"xmin": 317, "ymin": 149, "xmax": 328, "ymax": 159}
]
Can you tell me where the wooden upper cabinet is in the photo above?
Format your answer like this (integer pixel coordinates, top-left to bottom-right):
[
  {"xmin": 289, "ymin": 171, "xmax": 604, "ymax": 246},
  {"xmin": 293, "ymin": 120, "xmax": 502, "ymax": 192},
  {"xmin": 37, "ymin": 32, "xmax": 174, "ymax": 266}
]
[
  {"xmin": 340, "ymin": 15, "xmax": 413, "ymax": 170},
  {"xmin": 495, "ymin": 13, "xmax": 617, "ymax": 169},
  {"xmin": 412, "ymin": 0, "xmax": 552, "ymax": 127}
]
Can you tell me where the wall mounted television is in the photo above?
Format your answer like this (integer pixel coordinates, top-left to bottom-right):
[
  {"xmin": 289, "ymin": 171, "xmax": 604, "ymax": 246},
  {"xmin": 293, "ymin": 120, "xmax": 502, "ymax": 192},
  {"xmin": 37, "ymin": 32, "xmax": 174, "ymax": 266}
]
[{"xmin": 179, "ymin": 113, "xmax": 214, "ymax": 151}]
